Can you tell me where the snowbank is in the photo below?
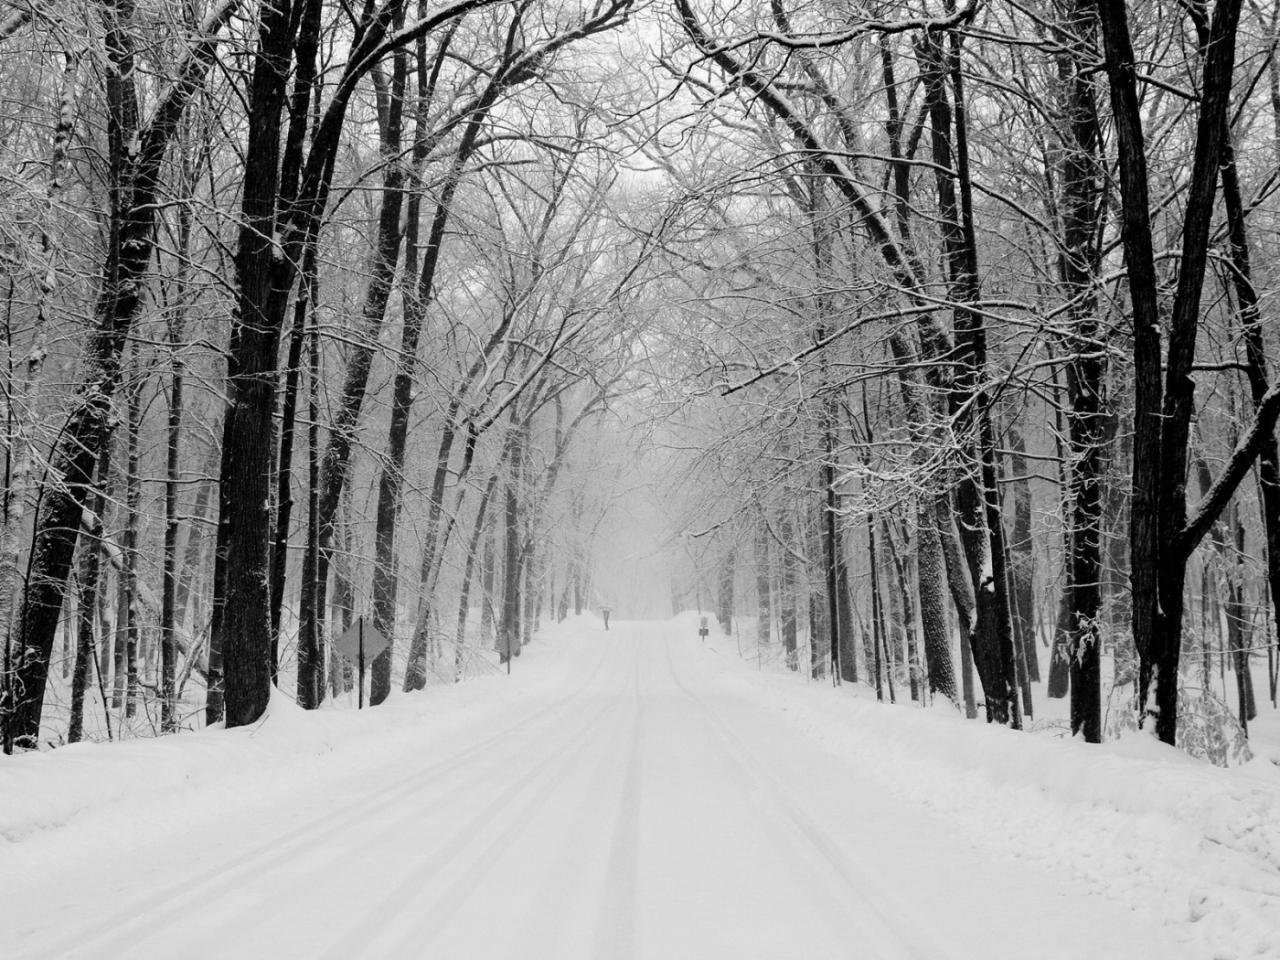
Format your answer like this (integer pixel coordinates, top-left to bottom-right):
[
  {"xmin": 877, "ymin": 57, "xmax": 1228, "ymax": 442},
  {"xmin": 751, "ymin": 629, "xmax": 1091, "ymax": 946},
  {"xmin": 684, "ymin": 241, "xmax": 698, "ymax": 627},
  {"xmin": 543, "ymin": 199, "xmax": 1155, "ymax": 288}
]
[
  {"xmin": 0, "ymin": 624, "xmax": 591, "ymax": 862},
  {"xmin": 685, "ymin": 631, "xmax": 1280, "ymax": 959}
]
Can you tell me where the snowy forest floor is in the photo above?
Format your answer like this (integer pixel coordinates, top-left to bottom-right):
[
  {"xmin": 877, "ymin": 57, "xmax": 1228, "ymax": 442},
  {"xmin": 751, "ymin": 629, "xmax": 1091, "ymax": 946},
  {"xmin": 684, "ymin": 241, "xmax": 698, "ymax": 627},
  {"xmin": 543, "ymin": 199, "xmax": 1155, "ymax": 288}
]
[{"xmin": 3, "ymin": 616, "xmax": 1279, "ymax": 959}]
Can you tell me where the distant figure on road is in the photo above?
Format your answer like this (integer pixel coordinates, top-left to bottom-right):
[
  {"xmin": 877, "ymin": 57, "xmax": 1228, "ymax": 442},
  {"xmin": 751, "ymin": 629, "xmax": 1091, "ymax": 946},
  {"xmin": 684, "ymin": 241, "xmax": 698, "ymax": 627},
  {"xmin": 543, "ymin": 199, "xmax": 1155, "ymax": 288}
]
[{"xmin": 601, "ymin": 606, "xmax": 611, "ymax": 630}]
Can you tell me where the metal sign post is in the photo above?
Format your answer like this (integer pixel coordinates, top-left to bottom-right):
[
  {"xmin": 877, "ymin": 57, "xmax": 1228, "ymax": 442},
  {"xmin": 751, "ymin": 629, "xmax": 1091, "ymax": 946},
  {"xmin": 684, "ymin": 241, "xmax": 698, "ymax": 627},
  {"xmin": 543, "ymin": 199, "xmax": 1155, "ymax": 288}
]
[{"xmin": 334, "ymin": 617, "xmax": 391, "ymax": 709}]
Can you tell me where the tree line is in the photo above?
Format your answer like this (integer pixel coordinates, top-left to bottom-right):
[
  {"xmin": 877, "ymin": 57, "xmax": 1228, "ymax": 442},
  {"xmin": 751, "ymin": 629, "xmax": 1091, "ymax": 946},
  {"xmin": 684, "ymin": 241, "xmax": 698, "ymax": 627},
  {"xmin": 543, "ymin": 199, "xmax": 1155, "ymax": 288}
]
[
  {"xmin": 641, "ymin": 0, "xmax": 1279, "ymax": 759},
  {"xmin": 1, "ymin": 0, "xmax": 1278, "ymax": 762}
]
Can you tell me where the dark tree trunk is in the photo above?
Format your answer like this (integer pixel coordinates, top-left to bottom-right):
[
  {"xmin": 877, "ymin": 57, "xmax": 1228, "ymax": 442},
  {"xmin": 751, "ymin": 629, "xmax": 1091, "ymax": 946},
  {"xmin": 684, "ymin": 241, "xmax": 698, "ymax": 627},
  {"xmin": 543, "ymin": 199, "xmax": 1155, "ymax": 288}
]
[
  {"xmin": 917, "ymin": 502, "xmax": 954, "ymax": 700},
  {"xmin": 330, "ymin": 485, "xmax": 355, "ymax": 697},
  {"xmin": 123, "ymin": 356, "xmax": 141, "ymax": 721},
  {"xmin": 1095, "ymin": 0, "xmax": 1247, "ymax": 743},
  {"xmin": 921, "ymin": 29, "xmax": 1019, "ymax": 726},
  {"xmin": 885, "ymin": 520, "xmax": 920, "ymax": 701},
  {"xmin": 161, "ymin": 318, "xmax": 183, "ymax": 733},
  {"xmin": 717, "ymin": 546, "xmax": 735, "ymax": 635},
  {"xmin": 113, "ymin": 541, "xmax": 127, "ymax": 712},
  {"xmin": 298, "ymin": 285, "xmax": 323, "ymax": 707},
  {"xmin": 937, "ymin": 498, "xmax": 978, "ymax": 717},
  {"xmin": 1227, "ymin": 505, "xmax": 1256, "ymax": 728},
  {"xmin": 755, "ymin": 514, "xmax": 772, "ymax": 646},
  {"xmin": 456, "ymin": 473, "xmax": 500, "ymax": 679},
  {"xmin": 1219, "ymin": 117, "xmax": 1280, "ymax": 721},
  {"xmin": 805, "ymin": 172, "xmax": 843, "ymax": 684},
  {"xmin": 68, "ymin": 444, "xmax": 111, "ymax": 744},
  {"xmin": 174, "ymin": 442, "xmax": 215, "ymax": 646},
  {"xmin": 1054, "ymin": 0, "xmax": 1106, "ymax": 740},
  {"xmin": 371, "ymin": 27, "xmax": 456, "ymax": 705},
  {"xmin": 6, "ymin": 0, "xmax": 237, "ymax": 747},
  {"xmin": 499, "ymin": 413, "xmax": 524, "ymax": 665},
  {"xmin": 1197, "ymin": 444, "xmax": 1257, "ymax": 732},
  {"xmin": 835, "ymin": 551, "xmax": 857, "ymax": 684},
  {"xmin": 522, "ymin": 548, "xmax": 540, "ymax": 649},
  {"xmin": 1046, "ymin": 585, "xmax": 1073, "ymax": 700},
  {"xmin": 268, "ymin": 253, "xmax": 313, "ymax": 650},
  {"xmin": 878, "ymin": 338, "xmax": 957, "ymax": 701},
  {"xmin": 481, "ymin": 532, "xmax": 497, "ymax": 640},
  {"xmin": 159, "ymin": 170, "xmax": 191, "ymax": 733},
  {"xmin": 1007, "ymin": 425, "xmax": 1038, "ymax": 682},
  {"xmin": 779, "ymin": 510, "xmax": 799, "ymax": 672},
  {"xmin": 298, "ymin": 28, "xmax": 409, "ymax": 708},
  {"xmin": 404, "ymin": 421, "xmax": 461, "ymax": 688},
  {"xmin": 219, "ymin": 0, "xmax": 310, "ymax": 730},
  {"xmin": 868, "ymin": 511, "xmax": 885, "ymax": 702},
  {"xmin": 821, "ymin": 437, "xmax": 843, "ymax": 685}
]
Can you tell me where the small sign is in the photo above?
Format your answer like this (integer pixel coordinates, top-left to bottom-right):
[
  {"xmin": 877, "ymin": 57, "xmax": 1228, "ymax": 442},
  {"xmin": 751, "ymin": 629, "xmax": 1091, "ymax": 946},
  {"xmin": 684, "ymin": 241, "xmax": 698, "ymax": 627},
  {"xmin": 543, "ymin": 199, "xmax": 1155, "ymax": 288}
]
[
  {"xmin": 698, "ymin": 616, "xmax": 709, "ymax": 639},
  {"xmin": 333, "ymin": 617, "xmax": 391, "ymax": 663}
]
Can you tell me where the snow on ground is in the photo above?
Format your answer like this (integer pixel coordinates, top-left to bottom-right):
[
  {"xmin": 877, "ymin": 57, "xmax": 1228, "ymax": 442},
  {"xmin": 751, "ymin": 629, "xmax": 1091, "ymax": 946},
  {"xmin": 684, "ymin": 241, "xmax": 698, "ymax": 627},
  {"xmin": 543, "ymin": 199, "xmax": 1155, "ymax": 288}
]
[
  {"xmin": 0, "ymin": 614, "xmax": 1276, "ymax": 959},
  {"xmin": 692, "ymin": 612, "xmax": 1280, "ymax": 960}
]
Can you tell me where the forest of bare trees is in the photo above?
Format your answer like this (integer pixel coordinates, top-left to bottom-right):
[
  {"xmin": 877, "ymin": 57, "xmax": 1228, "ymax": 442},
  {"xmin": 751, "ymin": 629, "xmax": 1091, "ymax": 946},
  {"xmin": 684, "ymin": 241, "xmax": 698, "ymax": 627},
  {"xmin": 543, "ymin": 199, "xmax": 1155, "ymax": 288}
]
[{"xmin": 1, "ymin": 0, "xmax": 1278, "ymax": 765}]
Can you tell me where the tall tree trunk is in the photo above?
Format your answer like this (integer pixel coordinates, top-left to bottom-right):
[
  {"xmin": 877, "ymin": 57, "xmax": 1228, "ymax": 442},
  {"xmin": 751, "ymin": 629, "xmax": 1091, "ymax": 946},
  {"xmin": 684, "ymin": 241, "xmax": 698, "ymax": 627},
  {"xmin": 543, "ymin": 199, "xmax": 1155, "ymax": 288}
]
[
  {"xmin": 113, "ymin": 535, "xmax": 128, "ymax": 713},
  {"xmin": 68, "ymin": 444, "xmax": 110, "ymax": 744},
  {"xmin": 122, "ymin": 354, "xmax": 141, "ymax": 721},
  {"xmin": 1227, "ymin": 502, "xmax": 1256, "ymax": 727},
  {"xmin": 161, "ymin": 333, "xmax": 182, "ymax": 732},
  {"xmin": 0, "ymin": 307, "xmax": 48, "ymax": 748},
  {"xmin": 1007, "ymin": 424, "xmax": 1038, "ymax": 682},
  {"xmin": 371, "ymin": 26, "xmax": 440, "ymax": 705},
  {"xmin": 298, "ymin": 285, "xmax": 322, "ymax": 707},
  {"xmin": 268, "ymin": 253, "xmax": 314, "ymax": 650},
  {"xmin": 219, "ymin": 0, "xmax": 311, "ymax": 730},
  {"xmin": 717, "ymin": 546, "xmax": 735, "ymax": 635},
  {"xmin": 1096, "ymin": 0, "xmax": 1248, "ymax": 743},
  {"xmin": 882, "ymin": 518, "xmax": 906, "ymax": 697},
  {"xmin": 456, "ymin": 473, "xmax": 500, "ymax": 679},
  {"xmin": 298, "ymin": 33, "xmax": 409, "ymax": 708},
  {"xmin": 885, "ymin": 519, "xmax": 920, "ymax": 701},
  {"xmin": 937, "ymin": 497, "xmax": 978, "ymax": 717},
  {"xmin": 499, "ymin": 412, "xmax": 524, "ymax": 666},
  {"xmin": 481, "ymin": 532, "xmax": 497, "ymax": 642},
  {"xmin": 1047, "ymin": 586, "xmax": 1073, "ymax": 700},
  {"xmin": 1219, "ymin": 114, "xmax": 1280, "ymax": 722},
  {"xmin": 1055, "ymin": 0, "xmax": 1106, "ymax": 741},
  {"xmin": 868, "ymin": 510, "xmax": 885, "ymax": 702},
  {"xmin": 779, "ymin": 509, "xmax": 799, "ymax": 672},
  {"xmin": 835, "ymin": 552, "xmax": 857, "ymax": 684},
  {"xmin": 755, "ymin": 513, "xmax": 772, "ymax": 646},
  {"xmin": 917, "ymin": 501, "xmax": 954, "ymax": 701},
  {"xmin": 160, "ymin": 169, "xmax": 191, "ymax": 734},
  {"xmin": 330, "ymin": 482, "xmax": 355, "ymax": 697},
  {"xmin": 522, "ymin": 548, "xmax": 541, "ymax": 649},
  {"xmin": 6, "ymin": 0, "xmax": 239, "ymax": 748},
  {"xmin": 922, "ymin": 29, "xmax": 1019, "ymax": 726}
]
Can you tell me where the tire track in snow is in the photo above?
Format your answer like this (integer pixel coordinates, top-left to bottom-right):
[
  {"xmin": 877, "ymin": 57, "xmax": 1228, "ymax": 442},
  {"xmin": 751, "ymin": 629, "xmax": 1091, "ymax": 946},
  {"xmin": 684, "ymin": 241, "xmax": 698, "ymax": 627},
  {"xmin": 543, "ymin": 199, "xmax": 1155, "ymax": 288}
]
[
  {"xmin": 660, "ymin": 634, "xmax": 959, "ymax": 960},
  {"xmin": 588, "ymin": 632, "xmax": 645, "ymax": 960},
  {"xmin": 23, "ymin": 645, "xmax": 615, "ymax": 959},
  {"xmin": 500, "ymin": 630, "xmax": 644, "ymax": 960},
  {"xmin": 331, "ymin": 691, "xmax": 628, "ymax": 957}
]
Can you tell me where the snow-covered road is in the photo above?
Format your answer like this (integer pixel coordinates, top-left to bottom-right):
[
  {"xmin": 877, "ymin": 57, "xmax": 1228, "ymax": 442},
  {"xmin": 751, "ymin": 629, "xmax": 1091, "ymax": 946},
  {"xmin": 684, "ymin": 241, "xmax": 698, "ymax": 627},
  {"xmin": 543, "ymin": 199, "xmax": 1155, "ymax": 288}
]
[{"xmin": 3, "ymin": 620, "xmax": 1198, "ymax": 959}]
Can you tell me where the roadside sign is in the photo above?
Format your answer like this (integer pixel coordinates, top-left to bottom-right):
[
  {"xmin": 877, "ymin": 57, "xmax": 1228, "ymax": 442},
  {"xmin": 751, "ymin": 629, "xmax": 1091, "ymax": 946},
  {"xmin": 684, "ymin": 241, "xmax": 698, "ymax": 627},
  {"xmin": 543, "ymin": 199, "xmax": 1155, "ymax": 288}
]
[
  {"xmin": 333, "ymin": 617, "xmax": 390, "ymax": 709},
  {"xmin": 699, "ymin": 616, "xmax": 709, "ymax": 640}
]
